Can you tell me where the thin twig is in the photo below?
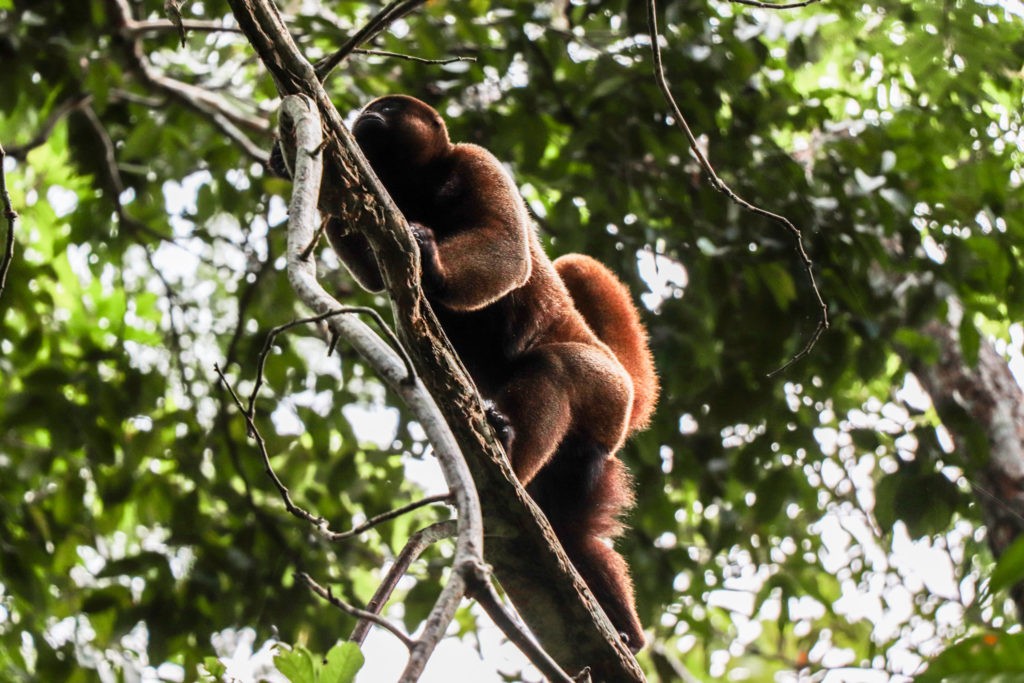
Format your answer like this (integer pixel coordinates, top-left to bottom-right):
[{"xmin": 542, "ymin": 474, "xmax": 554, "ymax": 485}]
[
  {"xmin": 313, "ymin": 0, "xmax": 429, "ymax": 81},
  {"xmin": 353, "ymin": 48, "xmax": 476, "ymax": 65},
  {"xmin": 81, "ymin": 104, "xmax": 126, "ymax": 196},
  {"xmin": 110, "ymin": 88, "xmax": 168, "ymax": 108},
  {"xmin": 469, "ymin": 578, "xmax": 579, "ymax": 683},
  {"xmin": 129, "ymin": 18, "xmax": 245, "ymax": 36},
  {"xmin": 218, "ymin": 306, "xmax": 418, "ymax": 536},
  {"xmin": 728, "ymin": 0, "xmax": 824, "ymax": 8},
  {"xmin": 79, "ymin": 103, "xmax": 174, "ymax": 243},
  {"xmin": 107, "ymin": 0, "xmax": 270, "ymax": 163},
  {"xmin": 247, "ymin": 308, "xmax": 416, "ymax": 418},
  {"xmin": 0, "ymin": 143, "xmax": 17, "ymax": 301},
  {"xmin": 646, "ymin": 0, "xmax": 829, "ymax": 376},
  {"xmin": 215, "ymin": 362, "xmax": 333, "ymax": 532},
  {"xmin": 299, "ymin": 220, "xmax": 327, "ymax": 261},
  {"xmin": 350, "ymin": 520, "xmax": 458, "ymax": 645},
  {"xmin": 297, "ymin": 571, "xmax": 416, "ymax": 649},
  {"xmin": 327, "ymin": 494, "xmax": 452, "ymax": 542},
  {"xmin": 6, "ymin": 94, "xmax": 93, "ymax": 161}
]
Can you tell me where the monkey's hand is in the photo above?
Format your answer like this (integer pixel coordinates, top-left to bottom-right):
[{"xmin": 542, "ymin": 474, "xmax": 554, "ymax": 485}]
[
  {"xmin": 483, "ymin": 400, "xmax": 515, "ymax": 454},
  {"xmin": 267, "ymin": 139, "xmax": 292, "ymax": 179},
  {"xmin": 411, "ymin": 223, "xmax": 444, "ymax": 295}
]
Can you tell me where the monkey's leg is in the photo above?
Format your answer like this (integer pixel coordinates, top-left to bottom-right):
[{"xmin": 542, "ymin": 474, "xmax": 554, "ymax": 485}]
[
  {"xmin": 495, "ymin": 341, "xmax": 632, "ymax": 487},
  {"xmin": 563, "ymin": 532, "xmax": 645, "ymax": 652},
  {"xmin": 526, "ymin": 442, "xmax": 645, "ymax": 652}
]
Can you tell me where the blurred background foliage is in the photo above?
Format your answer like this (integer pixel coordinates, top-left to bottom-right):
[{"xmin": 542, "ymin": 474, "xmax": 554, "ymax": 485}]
[{"xmin": 0, "ymin": 0, "xmax": 1022, "ymax": 680}]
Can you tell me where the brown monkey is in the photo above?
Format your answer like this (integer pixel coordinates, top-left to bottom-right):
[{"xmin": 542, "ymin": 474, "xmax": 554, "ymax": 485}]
[{"xmin": 325, "ymin": 95, "xmax": 658, "ymax": 651}]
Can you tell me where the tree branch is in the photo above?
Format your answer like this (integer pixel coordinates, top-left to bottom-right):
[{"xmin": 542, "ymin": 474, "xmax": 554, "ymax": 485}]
[
  {"xmin": 352, "ymin": 48, "xmax": 476, "ymax": 65},
  {"xmin": 298, "ymin": 571, "xmax": 416, "ymax": 650},
  {"xmin": 279, "ymin": 94, "xmax": 486, "ymax": 682},
  {"xmin": 327, "ymin": 494, "xmax": 452, "ymax": 543},
  {"xmin": 106, "ymin": 0, "xmax": 270, "ymax": 164},
  {"xmin": 127, "ymin": 18, "xmax": 244, "ymax": 37},
  {"xmin": 646, "ymin": 0, "xmax": 829, "ymax": 376},
  {"xmin": 467, "ymin": 576, "xmax": 579, "ymax": 683},
  {"xmin": 727, "ymin": 0, "xmax": 825, "ymax": 8},
  {"xmin": 313, "ymin": 0, "xmax": 429, "ymax": 81},
  {"xmin": 0, "ymin": 143, "xmax": 16, "ymax": 303},
  {"xmin": 349, "ymin": 520, "xmax": 457, "ymax": 646},
  {"xmin": 5, "ymin": 94, "xmax": 93, "ymax": 161},
  {"xmin": 225, "ymin": 2, "xmax": 645, "ymax": 678}
]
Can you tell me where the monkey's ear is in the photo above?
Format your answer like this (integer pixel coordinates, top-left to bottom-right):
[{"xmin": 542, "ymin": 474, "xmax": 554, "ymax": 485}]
[{"xmin": 267, "ymin": 138, "xmax": 292, "ymax": 179}]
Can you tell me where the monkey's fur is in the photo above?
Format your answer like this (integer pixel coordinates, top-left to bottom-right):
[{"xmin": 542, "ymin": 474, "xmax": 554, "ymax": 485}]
[{"xmin": 310, "ymin": 95, "xmax": 658, "ymax": 650}]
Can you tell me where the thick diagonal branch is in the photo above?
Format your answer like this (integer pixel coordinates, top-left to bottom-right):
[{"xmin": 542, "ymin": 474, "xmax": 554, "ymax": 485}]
[
  {"xmin": 224, "ymin": 1, "xmax": 645, "ymax": 679},
  {"xmin": 281, "ymin": 94, "xmax": 483, "ymax": 682}
]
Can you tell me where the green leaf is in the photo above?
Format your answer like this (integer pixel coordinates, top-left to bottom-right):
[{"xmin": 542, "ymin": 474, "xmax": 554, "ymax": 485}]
[
  {"xmin": 875, "ymin": 470, "xmax": 959, "ymax": 537},
  {"xmin": 918, "ymin": 632, "xmax": 1024, "ymax": 682},
  {"xmin": 274, "ymin": 645, "xmax": 317, "ymax": 683},
  {"xmin": 321, "ymin": 642, "xmax": 365, "ymax": 683},
  {"xmin": 199, "ymin": 656, "xmax": 227, "ymax": 681},
  {"xmin": 990, "ymin": 537, "xmax": 1024, "ymax": 596}
]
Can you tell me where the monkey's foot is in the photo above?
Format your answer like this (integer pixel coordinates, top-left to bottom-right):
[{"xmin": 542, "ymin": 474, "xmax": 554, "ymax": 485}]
[
  {"xmin": 410, "ymin": 223, "xmax": 443, "ymax": 294},
  {"xmin": 483, "ymin": 400, "xmax": 514, "ymax": 452},
  {"xmin": 619, "ymin": 631, "xmax": 642, "ymax": 654}
]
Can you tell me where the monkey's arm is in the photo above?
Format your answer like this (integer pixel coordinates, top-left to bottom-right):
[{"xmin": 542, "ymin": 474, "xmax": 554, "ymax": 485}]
[
  {"xmin": 419, "ymin": 146, "xmax": 532, "ymax": 311},
  {"xmin": 324, "ymin": 216, "xmax": 386, "ymax": 292}
]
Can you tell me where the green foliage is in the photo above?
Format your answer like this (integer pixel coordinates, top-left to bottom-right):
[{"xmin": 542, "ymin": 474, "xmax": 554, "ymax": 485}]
[
  {"xmin": 918, "ymin": 632, "xmax": 1024, "ymax": 682},
  {"xmin": 273, "ymin": 642, "xmax": 364, "ymax": 683},
  {"xmin": 990, "ymin": 537, "xmax": 1024, "ymax": 598},
  {"xmin": 0, "ymin": 0, "xmax": 1021, "ymax": 680}
]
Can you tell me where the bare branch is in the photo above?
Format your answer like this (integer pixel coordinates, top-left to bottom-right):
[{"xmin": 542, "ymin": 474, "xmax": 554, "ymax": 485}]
[
  {"xmin": 646, "ymin": 0, "xmax": 829, "ymax": 376},
  {"xmin": 350, "ymin": 520, "xmax": 458, "ymax": 646},
  {"xmin": 0, "ymin": 143, "xmax": 16, "ymax": 302},
  {"xmin": 299, "ymin": 218, "xmax": 327, "ymax": 261},
  {"xmin": 297, "ymin": 571, "xmax": 416, "ymax": 649},
  {"xmin": 246, "ymin": 307, "xmax": 417, "ymax": 420},
  {"xmin": 279, "ymin": 93, "xmax": 484, "ymax": 682},
  {"xmin": 468, "ymin": 578, "xmax": 580, "ymax": 683},
  {"xmin": 353, "ymin": 48, "xmax": 476, "ymax": 65},
  {"xmin": 106, "ymin": 0, "xmax": 270, "ymax": 163},
  {"xmin": 214, "ymin": 362, "xmax": 335, "ymax": 533},
  {"xmin": 728, "ymin": 0, "xmax": 825, "ymax": 8},
  {"xmin": 313, "ymin": 0, "xmax": 429, "ymax": 81},
  {"xmin": 327, "ymin": 494, "xmax": 452, "ymax": 542},
  {"xmin": 110, "ymin": 89, "xmax": 168, "ymax": 108},
  {"xmin": 129, "ymin": 18, "xmax": 243, "ymax": 36},
  {"xmin": 81, "ymin": 104, "xmax": 126, "ymax": 196},
  {"xmin": 140, "ymin": 70, "xmax": 271, "ymax": 160},
  {"xmin": 78, "ymin": 103, "xmax": 174, "ymax": 243},
  {"xmin": 6, "ymin": 94, "xmax": 92, "ymax": 161}
]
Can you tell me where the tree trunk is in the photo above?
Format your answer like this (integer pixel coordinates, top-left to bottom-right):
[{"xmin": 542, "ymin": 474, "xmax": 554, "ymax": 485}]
[{"xmin": 912, "ymin": 319, "xmax": 1024, "ymax": 618}]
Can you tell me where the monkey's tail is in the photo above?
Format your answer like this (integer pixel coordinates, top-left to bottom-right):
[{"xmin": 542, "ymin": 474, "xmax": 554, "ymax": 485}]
[
  {"xmin": 554, "ymin": 254, "xmax": 659, "ymax": 433},
  {"xmin": 527, "ymin": 435, "xmax": 645, "ymax": 651}
]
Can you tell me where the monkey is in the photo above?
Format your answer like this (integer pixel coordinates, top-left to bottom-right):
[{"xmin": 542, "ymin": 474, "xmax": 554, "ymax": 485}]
[{"xmin": 303, "ymin": 95, "xmax": 659, "ymax": 651}]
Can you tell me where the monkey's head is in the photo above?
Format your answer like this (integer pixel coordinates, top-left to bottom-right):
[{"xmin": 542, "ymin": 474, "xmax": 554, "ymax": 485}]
[{"xmin": 353, "ymin": 95, "xmax": 451, "ymax": 171}]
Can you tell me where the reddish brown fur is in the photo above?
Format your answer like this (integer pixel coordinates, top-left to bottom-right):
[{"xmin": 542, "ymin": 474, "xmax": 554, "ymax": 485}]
[
  {"xmin": 327, "ymin": 95, "xmax": 658, "ymax": 651},
  {"xmin": 554, "ymin": 254, "xmax": 660, "ymax": 433}
]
